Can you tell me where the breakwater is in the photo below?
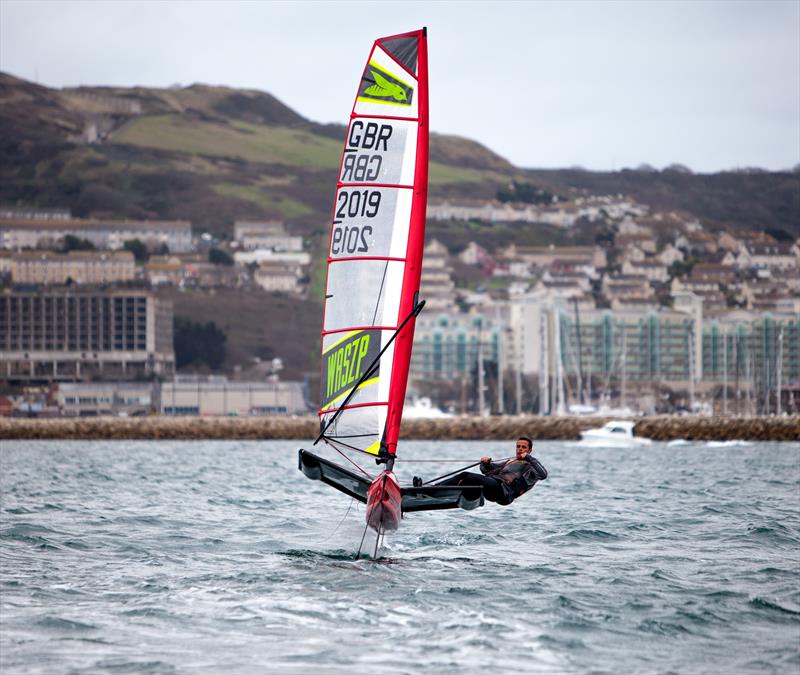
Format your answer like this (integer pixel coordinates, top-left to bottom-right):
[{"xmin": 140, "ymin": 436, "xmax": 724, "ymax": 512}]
[{"xmin": 1, "ymin": 415, "xmax": 797, "ymax": 441}]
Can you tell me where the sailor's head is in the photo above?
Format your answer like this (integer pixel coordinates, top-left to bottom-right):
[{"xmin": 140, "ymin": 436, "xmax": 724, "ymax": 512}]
[{"xmin": 516, "ymin": 436, "xmax": 533, "ymax": 460}]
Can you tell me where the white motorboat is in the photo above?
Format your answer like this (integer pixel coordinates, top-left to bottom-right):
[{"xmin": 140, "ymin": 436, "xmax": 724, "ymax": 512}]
[
  {"xmin": 402, "ymin": 397, "xmax": 453, "ymax": 419},
  {"xmin": 578, "ymin": 420, "xmax": 651, "ymax": 447}
]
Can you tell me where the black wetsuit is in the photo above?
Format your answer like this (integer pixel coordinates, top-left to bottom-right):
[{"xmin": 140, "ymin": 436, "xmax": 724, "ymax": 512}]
[{"xmin": 439, "ymin": 455, "xmax": 548, "ymax": 506}]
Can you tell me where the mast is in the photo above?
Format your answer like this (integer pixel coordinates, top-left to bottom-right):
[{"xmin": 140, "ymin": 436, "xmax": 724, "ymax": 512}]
[
  {"xmin": 497, "ymin": 325, "xmax": 505, "ymax": 414},
  {"xmin": 734, "ymin": 328, "xmax": 740, "ymax": 416},
  {"xmin": 722, "ymin": 328, "xmax": 728, "ymax": 416},
  {"xmin": 539, "ymin": 308, "xmax": 549, "ymax": 415},
  {"xmin": 620, "ymin": 325, "xmax": 627, "ymax": 411},
  {"xmin": 776, "ymin": 324, "xmax": 783, "ymax": 416},
  {"xmin": 477, "ymin": 321, "xmax": 486, "ymax": 416},
  {"xmin": 688, "ymin": 324, "xmax": 695, "ymax": 413},
  {"xmin": 515, "ymin": 326, "xmax": 522, "ymax": 414},
  {"xmin": 555, "ymin": 309, "xmax": 566, "ymax": 415},
  {"xmin": 384, "ymin": 28, "xmax": 429, "ymax": 459},
  {"xmin": 572, "ymin": 297, "xmax": 585, "ymax": 404}
]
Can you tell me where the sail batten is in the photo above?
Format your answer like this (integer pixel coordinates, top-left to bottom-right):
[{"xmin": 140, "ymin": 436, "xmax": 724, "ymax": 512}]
[{"xmin": 318, "ymin": 29, "xmax": 428, "ymax": 460}]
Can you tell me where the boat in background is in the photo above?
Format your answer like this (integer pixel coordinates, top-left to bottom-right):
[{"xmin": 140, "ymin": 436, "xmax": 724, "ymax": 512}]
[
  {"xmin": 403, "ymin": 396, "xmax": 453, "ymax": 419},
  {"xmin": 578, "ymin": 420, "xmax": 652, "ymax": 447}
]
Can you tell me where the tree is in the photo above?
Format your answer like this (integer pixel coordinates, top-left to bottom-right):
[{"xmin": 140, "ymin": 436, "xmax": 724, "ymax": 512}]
[
  {"xmin": 209, "ymin": 247, "xmax": 234, "ymax": 266},
  {"xmin": 173, "ymin": 318, "xmax": 227, "ymax": 370},
  {"xmin": 62, "ymin": 234, "xmax": 95, "ymax": 252},
  {"xmin": 668, "ymin": 256, "xmax": 697, "ymax": 280},
  {"xmin": 123, "ymin": 239, "xmax": 149, "ymax": 262},
  {"xmin": 496, "ymin": 181, "xmax": 555, "ymax": 205}
]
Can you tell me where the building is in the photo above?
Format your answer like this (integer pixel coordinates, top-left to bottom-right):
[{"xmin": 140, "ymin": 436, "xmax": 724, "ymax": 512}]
[
  {"xmin": 501, "ymin": 244, "xmax": 607, "ymax": 271},
  {"xmin": 0, "ymin": 207, "xmax": 71, "ymax": 221},
  {"xmin": 2, "ymin": 250, "xmax": 136, "ymax": 284},
  {"xmin": 0, "ymin": 288, "xmax": 174, "ymax": 382},
  {"xmin": 56, "ymin": 381, "xmax": 156, "ymax": 416},
  {"xmin": 603, "ymin": 274, "xmax": 654, "ymax": 301},
  {"xmin": 233, "ymin": 221, "xmax": 303, "ymax": 252},
  {"xmin": 739, "ymin": 242, "xmax": 799, "ymax": 272},
  {"xmin": 160, "ymin": 375, "xmax": 307, "ymax": 416},
  {"xmin": 253, "ymin": 261, "xmax": 304, "ymax": 294},
  {"xmin": 420, "ymin": 239, "xmax": 456, "ymax": 311},
  {"xmin": 621, "ymin": 259, "xmax": 669, "ymax": 283},
  {"xmin": 411, "ymin": 311, "xmax": 503, "ymax": 382},
  {"xmin": 144, "ymin": 256, "xmax": 184, "ymax": 286},
  {"xmin": 0, "ymin": 218, "xmax": 193, "ymax": 253}
]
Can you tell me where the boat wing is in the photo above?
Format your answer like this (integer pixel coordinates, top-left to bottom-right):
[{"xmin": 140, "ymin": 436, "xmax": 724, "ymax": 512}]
[
  {"xmin": 400, "ymin": 485, "xmax": 484, "ymax": 513},
  {"xmin": 298, "ymin": 449, "xmax": 370, "ymax": 503},
  {"xmin": 300, "ymin": 449, "xmax": 485, "ymax": 513}
]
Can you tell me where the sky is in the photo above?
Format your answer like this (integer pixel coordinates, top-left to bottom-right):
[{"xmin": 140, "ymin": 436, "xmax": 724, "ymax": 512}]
[{"xmin": 1, "ymin": 0, "xmax": 798, "ymax": 173}]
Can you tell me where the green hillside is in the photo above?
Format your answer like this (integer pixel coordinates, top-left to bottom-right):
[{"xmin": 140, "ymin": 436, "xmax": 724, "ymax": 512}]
[
  {"xmin": 1, "ymin": 72, "xmax": 797, "ymax": 382},
  {"xmin": 2, "ymin": 72, "xmax": 796, "ymax": 237},
  {"xmin": 113, "ymin": 115, "xmax": 342, "ymax": 167},
  {"xmin": 0, "ymin": 73, "xmax": 523, "ymax": 236}
]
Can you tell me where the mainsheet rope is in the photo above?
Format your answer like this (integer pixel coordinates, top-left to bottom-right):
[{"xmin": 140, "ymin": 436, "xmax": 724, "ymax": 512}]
[{"xmin": 319, "ymin": 437, "xmax": 515, "ymax": 485}]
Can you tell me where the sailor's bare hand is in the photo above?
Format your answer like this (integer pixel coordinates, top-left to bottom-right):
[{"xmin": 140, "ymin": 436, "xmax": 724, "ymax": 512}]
[{"xmin": 480, "ymin": 456, "xmax": 492, "ymax": 464}]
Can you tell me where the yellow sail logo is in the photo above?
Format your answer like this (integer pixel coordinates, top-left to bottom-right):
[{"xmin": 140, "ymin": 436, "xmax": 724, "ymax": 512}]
[
  {"xmin": 322, "ymin": 330, "xmax": 381, "ymax": 408},
  {"xmin": 358, "ymin": 62, "xmax": 413, "ymax": 107},
  {"xmin": 365, "ymin": 70, "xmax": 407, "ymax": 101}
]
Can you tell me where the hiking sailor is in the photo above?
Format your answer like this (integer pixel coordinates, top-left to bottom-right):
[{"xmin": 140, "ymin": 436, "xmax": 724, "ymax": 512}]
[{"xmin": 433, "ymin": 437, "xmax": 547, "ymax": 505}]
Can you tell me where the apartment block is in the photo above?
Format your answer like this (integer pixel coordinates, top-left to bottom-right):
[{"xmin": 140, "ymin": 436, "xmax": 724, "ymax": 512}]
[
  {"xmin": 2, "ymin": 250, "xmax": 135, "ymax": 284},
  {"xmin": 0, "ymin": 218, "xmax": 193, "ymax": 253},
  {"xmin": 0, "ymin": 288, "xmax": 174, "ymax": 382}
]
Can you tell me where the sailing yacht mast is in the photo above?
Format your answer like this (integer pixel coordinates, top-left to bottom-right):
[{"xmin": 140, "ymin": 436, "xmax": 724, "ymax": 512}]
[
  {"xmin": 539, "ymin": 309, "xmax": 549, "ymax": 415},
  {"xmin": 776, "ymin": 324, "xmax": 783, "ymax": 416},
  {"xmin": 723, "ymin": 329, "xmax": 728, "ymax": 416},
  {"xmin": 555, "ymin": 309, "xmax": 566, "ymax": 415}
]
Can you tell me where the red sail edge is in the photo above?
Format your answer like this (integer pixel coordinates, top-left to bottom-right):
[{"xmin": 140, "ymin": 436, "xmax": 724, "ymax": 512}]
[{"xmin": 383, "ymin": 28, "xmax": 428, "ymax": 457}]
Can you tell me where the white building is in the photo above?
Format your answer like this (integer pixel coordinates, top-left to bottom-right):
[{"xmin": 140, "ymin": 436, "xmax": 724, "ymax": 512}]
[
  {"xmin": 160, "ymin": 376, "xmax": 307, "ymax": 416},
  {"xmin": 233, "ymin": 220, "xmax": 303, "ymax": 252},
  {"xmin": 0, "ymin": 218, "xmax": 193, "ymax": 253}
]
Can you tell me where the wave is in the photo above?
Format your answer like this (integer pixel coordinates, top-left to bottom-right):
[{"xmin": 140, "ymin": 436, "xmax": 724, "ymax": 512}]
[
  {"xmin": 749, "ymin": 597, "xmax": 800, "ymax": 617},
  {"xmin": 560, "ymin": 528, "xmax": 620, "ymax": 541},
  {"xmin": 280, "ymin": 548, "xmax": 361, "ymax": 562},
  {"xmin": 0, "ymin": 524, "xmax": 63, "ymax": 550},
  {"xmin": 35, "ymin": 616, "xmax": 97, "ymax": 631}
]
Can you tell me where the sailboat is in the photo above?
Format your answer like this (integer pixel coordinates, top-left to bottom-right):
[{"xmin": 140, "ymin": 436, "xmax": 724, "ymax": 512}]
[{"xmin": 298, "ymin": 29, "xmax": 484, "ymax": 539}]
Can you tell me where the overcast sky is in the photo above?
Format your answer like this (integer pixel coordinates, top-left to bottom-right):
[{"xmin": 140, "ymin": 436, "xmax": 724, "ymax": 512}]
[{"xmin": 1, "ymin": 0, "xmax": 798, "ymax": 173}]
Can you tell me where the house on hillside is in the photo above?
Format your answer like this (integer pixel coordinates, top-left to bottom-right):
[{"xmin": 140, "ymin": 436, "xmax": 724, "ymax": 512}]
[
  {"xmin": 621, "ymin": 259, "xmax": 669, "ymax": 283},
  {"xmin": 675, "ymin": 230, "xmax": 717, "ymax": 255},
  {"xmin": 253, "ymin": 260, "xmax": 304, "ymax": 295},
  {"xmin": 233, "ymin": 221, "xmax": 302, "ymax": 252},
  {"xmin": 602, "ymin": 274, "xmax": 654, "ymax": 301},
  {"xmin": 659, "ymin": 244, "xmax": 685, "ymax": 267},
  {"xmin": 738, "ymin": 242, "xmax": 799, "ymax": 272},
  {"xmin": 616, "ymin": 233, "xmax": 656, "ymax": 254}
]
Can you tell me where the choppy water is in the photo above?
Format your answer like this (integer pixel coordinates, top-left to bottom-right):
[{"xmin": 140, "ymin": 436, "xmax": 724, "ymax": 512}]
[{"xmin": 1, "ymin": 439, "xmax": 799, "ymax": 674}]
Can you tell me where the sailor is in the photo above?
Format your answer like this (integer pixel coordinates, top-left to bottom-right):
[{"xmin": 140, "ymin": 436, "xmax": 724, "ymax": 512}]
[{"xmin": 431, "ymin": 437, "xmax": 547, "ymax": 505}]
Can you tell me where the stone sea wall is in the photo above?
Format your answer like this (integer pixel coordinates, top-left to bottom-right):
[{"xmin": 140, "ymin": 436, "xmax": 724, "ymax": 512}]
[{"xmin": 1, "ymin": 415, "xmax": 797, "ymax": 442}]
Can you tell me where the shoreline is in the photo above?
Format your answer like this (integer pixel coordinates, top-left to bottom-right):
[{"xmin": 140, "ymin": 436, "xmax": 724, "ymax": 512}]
[{"xmin": 1, "ymin": 415, "xmax": 798, "ymax": 442}]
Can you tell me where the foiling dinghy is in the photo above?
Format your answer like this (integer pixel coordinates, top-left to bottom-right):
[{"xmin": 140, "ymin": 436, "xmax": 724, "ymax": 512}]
[{"xmin": 298, "ymin": 29, "xmax": 483, "ymax": 554}]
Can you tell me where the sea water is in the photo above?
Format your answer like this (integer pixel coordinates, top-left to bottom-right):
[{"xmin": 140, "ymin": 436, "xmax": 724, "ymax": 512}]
[{"xmin": 1, "ymin": 439, "xmax": 798, "ymax": 674}]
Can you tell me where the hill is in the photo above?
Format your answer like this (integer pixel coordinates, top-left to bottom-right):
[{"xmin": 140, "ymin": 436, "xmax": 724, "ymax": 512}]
[
  {"xmin": 1, "ymin": 72, "xmax": 798, "ymax": 383},
  {"xmin": 0, "ymin": 73, "xmax": 517, "ymax": 238},
  {"xmin": 1, "ymin": 72, "xmax": 797, "ymax": 239}
]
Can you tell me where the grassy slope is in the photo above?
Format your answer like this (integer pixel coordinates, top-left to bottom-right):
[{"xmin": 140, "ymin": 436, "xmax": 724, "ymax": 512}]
[
  {"xmin": 112, "ymin": 115, "xmax": 342, "ymax": 167},
  {"xmin": 111, "ymin": 114, "xmax": 513, "ymax": 189},
  {"xmin": 162, "ymin": 287, "xmax": 321, "ymax": 381}
]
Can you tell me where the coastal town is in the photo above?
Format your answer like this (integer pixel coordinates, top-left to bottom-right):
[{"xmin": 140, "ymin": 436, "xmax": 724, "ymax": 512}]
[{"xmin": 1, "ymin": 191, "xmax": 798, "ymax": 419}]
